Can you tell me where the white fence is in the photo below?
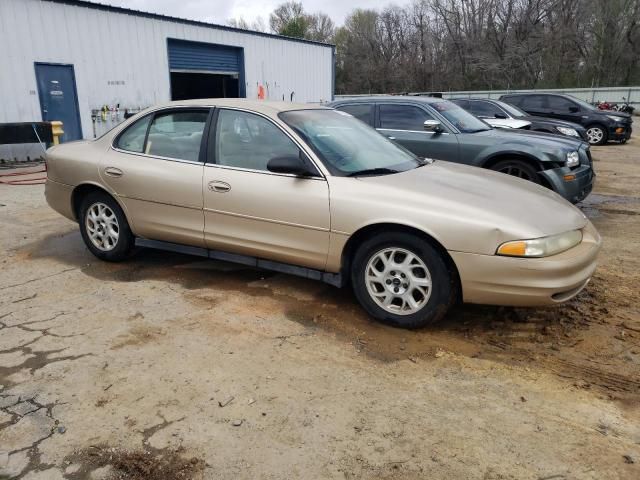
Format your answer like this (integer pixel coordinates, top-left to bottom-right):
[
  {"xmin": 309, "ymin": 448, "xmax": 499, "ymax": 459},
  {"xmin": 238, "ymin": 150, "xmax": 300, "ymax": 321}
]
[{"xmin": 336, "ymin": 86, "xmax": 640, "ymax": 110}]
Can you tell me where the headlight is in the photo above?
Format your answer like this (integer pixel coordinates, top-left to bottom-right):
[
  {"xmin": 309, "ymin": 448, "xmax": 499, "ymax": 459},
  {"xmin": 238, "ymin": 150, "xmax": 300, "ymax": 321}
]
[
  {"xmin": 607, "ymin": 115, "xmax": 624, "ymax": 123},
  {"xmin": 497, "ymin": 230, "xmax": 583, "ymax": 258},
  {"xmin": 566, "ymin": 151, "xmax": 580, "ymax": 167},
  {"xmin": 556, "ymin": 126, "xmax": 579, "ymax": 137}
]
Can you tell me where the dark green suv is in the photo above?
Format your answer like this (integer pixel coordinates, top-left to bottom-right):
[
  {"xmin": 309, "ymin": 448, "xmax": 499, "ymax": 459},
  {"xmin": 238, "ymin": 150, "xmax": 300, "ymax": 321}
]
[{"xmin": 329, "ymin": 96, "xmax": 594, "ymax": 203}]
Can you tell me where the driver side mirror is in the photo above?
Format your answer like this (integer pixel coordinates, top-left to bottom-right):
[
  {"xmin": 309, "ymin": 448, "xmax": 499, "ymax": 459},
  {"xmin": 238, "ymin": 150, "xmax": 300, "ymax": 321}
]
[
  {"xmin": 267, "ymin": 154, "xmax": 318, "ymax": 177},
  {"xmin": 494, "ymin": 113, "xmax": 507, "ymax": 119},
  {"xmin": 569, "ymin": 106, "xmax": 579, "ymax": 113},
  {"xmin": 423, "ymin": 119, "xmax": 443, "ymax": 133}
]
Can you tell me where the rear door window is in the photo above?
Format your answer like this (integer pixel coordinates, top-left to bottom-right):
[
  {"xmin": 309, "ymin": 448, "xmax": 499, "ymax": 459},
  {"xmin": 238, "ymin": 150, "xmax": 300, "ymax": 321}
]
[
  {"xmin": 116, "ymin": 115, "xmax": 152, "ymax": 153},
  {"xmin": 145, "ymin": 110, "xmax": 209, "ymax": 162},
  {"xmin": 379, "ymin": 104, "xmax": 434, "ymax": 131},
  {"xmin": 335, "ymin": 104, "xmax": 374, "ymax": 126},
  {"xmin": 520, "ymin": 95, "xmax": 547, "ymax": 110}
]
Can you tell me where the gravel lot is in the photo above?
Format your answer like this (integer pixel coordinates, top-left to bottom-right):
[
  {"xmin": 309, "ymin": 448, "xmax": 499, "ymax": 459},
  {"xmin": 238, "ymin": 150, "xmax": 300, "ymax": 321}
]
[{"xmin": 1, "ymin": 140, "xmax": 639, "ymax": 479}]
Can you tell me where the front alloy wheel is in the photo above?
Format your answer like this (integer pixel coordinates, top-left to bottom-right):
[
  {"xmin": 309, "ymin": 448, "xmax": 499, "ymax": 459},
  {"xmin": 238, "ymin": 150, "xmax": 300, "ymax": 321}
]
[
  {"xmin": 586, "ymin": 126, "xmax": 606, "ymax": 145},
  {"xmin": 351, "ymin": 232, "xmax": 455, "ymax": 329},
  {"xmin": 365, "ymin": 248, "xmax": 432, "ymax": 315}
]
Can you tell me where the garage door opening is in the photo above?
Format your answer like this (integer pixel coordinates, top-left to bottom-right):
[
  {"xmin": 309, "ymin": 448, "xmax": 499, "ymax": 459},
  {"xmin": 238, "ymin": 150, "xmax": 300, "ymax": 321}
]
[
  {"xmin": 170, "ymin": 71, "xmax": 239, "ymax": 100},
  {"xmin": 167, "ymin": 38, "xmax": 245, "ymax": 100}
]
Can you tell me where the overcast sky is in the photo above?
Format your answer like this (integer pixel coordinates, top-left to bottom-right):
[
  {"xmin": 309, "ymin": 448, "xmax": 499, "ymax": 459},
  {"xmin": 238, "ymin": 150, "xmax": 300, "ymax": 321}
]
[{"xmin": 99, "ymin": 0, "xmax": 405, "ymax": 27}]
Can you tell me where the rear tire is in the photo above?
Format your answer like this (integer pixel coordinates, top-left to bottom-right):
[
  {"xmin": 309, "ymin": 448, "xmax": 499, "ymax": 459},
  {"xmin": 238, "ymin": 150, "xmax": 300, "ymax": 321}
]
[
  {"xmin": 79, "ymin": 191, "xmax": 134, "ymax": 262},
  {"xmin": 489, "ymin": 159, "xmax": 540, "ymax": 184},
  {"xmin": 585, "ymin": 124, "xmax": 607, "ymax": 145},
  {"xmin": 350, "ymin": 232, "xmax": 455, "ymax": 329}
]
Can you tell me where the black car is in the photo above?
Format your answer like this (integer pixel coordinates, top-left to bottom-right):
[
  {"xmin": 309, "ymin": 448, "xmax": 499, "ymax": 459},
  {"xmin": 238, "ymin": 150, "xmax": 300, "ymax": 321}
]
[
  {"xmin": 452, "ymin": 98, "xmax": 588, "ymax": 141},
  {"xmin": 329, "ymin": 96, "xmax": 594, "ymax": 203},
  {"xmin": 500, "ymin": 93, "xmax": 633, "ymax": 145}
]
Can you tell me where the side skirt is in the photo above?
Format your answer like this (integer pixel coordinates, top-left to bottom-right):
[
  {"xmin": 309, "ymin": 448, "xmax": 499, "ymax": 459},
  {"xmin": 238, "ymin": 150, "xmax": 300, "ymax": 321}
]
[{"xmin": 134, "ymin": 238, "xmax": 344, "ymax": 288}]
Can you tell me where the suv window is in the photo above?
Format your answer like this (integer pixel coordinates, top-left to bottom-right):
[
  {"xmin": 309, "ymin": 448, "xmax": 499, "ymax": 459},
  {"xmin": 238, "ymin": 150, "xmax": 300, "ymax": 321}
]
[
  {"xmin": 452, "ymin": 99, "xmax": 470, "ymax": 109},
  {"xmin": 520, "ymin": 95, "xmax": 547, "ymax": 110},
  {"xmin": 379, "ymin": 104, "xmax": 434, "ymax": 131},
  {"xmin": 335, "ymin": 104, "xmax": 374, "ymax": 126},
  {"xmin": 145, "ymin": 110, "xmax": 209, "ymax": 161},
  {"xmin": 470, "ymin": 100, "xmax": 504, "ymax": 118},
  {"xmin": 548, "ymin": 95, "xmax": 578, "ymax": 113},
  {"xmin": 116, "ymin": 115, "xmax": 152, "ymax": 153},
  {"xmin": 215, "ymin": 109, "xmax": 300, "ymax": 171}
]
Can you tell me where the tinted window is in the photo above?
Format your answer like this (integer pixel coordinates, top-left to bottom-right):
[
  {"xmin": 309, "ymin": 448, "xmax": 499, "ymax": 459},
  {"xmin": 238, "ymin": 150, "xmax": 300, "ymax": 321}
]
[
  {"xmin": 431, "ymin": 101, "xmax": 491, "ymax": 133},
  {"xmin": 215, "ymin": 109, "xmax": 300, "ymax": 171},
  {"xmin": 470, "ymin": 100, "xmax": 504, "ymax": 118},
  {"xmin": 116, "ymin": 115, "xmax": 151, "ymax": 153},
  {"xmin": 335, "ymin": 104, "xmax": 374, "ymax": 125},
  {"xmin": 452, "ymin": 99, "xmax": 470, "ymax": 109},
  {"xmin": 548, "ymin": 95, "xmax": 578, "ymax": 112},
  {"xmin": 521, "ymin": 95, "xmax": 547, "ymax": 110},
  {"xmin": 379, "ymin": 104, "xmax": 433, "ymax": 131},
  {"xmin": 146, "ymin": 110, "xmax": 208, "ymax": 161}
]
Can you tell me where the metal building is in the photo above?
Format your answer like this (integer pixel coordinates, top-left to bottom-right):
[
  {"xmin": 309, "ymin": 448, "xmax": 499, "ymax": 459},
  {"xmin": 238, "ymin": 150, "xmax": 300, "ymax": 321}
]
[{"xmin": 0, "ymin": 0, "xmax": 334, "ymax": 157}]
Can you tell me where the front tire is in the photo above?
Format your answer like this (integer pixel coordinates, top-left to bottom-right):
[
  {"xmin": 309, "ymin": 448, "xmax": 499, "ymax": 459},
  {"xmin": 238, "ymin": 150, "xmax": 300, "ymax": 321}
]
[
  {"xmin": 489, "ymin": 159, "xmax": 540, "ymax": 184},
  {"xmin": 351, "ymin": 233, "xmax": 455, "ymax": 329},
  {"xmin": 79, "ymin": 191, "xmax": 134, "ymax": 261},
  {"xmin": 586, "ymin": 124, "xmax": 607, "ymax": 145}
]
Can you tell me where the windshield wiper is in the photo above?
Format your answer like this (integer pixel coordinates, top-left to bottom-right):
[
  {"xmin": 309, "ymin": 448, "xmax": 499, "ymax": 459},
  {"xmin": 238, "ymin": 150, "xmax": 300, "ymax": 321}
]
[{"xmin": 347, "ymin": 167, "xmax": 400, "ymax": 177}]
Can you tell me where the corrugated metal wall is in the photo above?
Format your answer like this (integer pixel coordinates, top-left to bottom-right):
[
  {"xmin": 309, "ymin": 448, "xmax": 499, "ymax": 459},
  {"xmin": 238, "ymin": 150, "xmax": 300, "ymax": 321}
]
[{"xmin": 0, "ymin": 0, "xmax": 333, "ymax": 159}]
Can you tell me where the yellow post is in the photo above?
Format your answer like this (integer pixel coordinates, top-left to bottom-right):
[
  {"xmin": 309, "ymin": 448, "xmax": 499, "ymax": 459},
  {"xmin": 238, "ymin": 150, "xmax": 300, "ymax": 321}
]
[{"xmin": 50, "ymin": 121, "xmax": 64, "ymax": 145}]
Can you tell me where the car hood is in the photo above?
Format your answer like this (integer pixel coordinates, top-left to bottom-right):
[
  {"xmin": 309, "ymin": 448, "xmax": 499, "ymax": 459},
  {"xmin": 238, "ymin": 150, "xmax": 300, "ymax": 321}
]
[
  {"xmin": 525, "ymin": 116, "xmax": 585, "ymax": 129},
  {"xmin": 598, "ymin": 109, "xmax": 632, "ymax": 119},
  {"xmin": 475, "ymin": 127, "xmax": 586, "ymax": 150},
  {"xmin": 353, "ymin": 161, "xmax": 588, "ymax": 254}
]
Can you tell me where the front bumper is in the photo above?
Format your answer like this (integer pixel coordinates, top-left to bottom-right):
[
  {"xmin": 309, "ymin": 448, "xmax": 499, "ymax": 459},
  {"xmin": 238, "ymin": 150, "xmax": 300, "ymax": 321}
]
[
  {"xmin": 451, "ymin": 222, "xmax": 602, "ymax": 307},
  {"xmin": 608, "ymin": 123, "xmax": 632, "ymax": 141},
  {"xmin": 539, "ymin": 163, "xmax": 594, "ymax": 204}
]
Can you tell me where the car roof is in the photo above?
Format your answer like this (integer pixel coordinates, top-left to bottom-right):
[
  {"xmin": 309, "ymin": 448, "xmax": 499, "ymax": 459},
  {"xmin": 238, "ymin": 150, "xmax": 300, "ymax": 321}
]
[
  {"xmin": 331, "ymin": 96, "xmax": 445, "ymax": 105},
  {"xmin": 150, "ymin": 98, "xmax": 331, "ymax": 115}
]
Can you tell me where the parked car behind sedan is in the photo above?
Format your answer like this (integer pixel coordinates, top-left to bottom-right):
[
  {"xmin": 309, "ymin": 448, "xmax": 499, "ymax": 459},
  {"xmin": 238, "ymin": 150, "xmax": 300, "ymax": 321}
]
[
  {"xmin": 452, "ymin": 98, "xmax": 587, "ymax": 141},
  {"xmin": 45, "ymin": 99, "xmax": 601, "ymax": 329},
  {"xmin": 329, "ymin": 96, "xmax": 594, "ymax": 203},
  {"xmin": 499, "ymin": 93, "xmax": 633, "ymax": 145}
]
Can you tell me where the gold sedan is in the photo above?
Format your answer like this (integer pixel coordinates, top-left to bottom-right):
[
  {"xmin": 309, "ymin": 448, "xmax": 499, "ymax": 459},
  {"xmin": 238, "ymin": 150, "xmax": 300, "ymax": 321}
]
[{"xmin": 45, "ymin": 99, "xmax": 601, "ymax": 328}]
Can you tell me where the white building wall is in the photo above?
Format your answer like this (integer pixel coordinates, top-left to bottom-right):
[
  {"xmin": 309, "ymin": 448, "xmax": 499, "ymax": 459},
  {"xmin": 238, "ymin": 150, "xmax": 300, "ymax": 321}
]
[{"xmin": 0, "ymin": 0, "xmax": 334, "ymax": 156}]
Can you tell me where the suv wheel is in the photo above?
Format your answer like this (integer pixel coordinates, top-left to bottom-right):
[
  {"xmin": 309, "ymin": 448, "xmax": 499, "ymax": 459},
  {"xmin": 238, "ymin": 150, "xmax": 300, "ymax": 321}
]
[
  {"xmin": 586, "ymin": 125, "xmax": 607, "ymax": 145},
  {"xmin": 489, "ymin": 159, "xmax": 540, "ymax": 184},
  {"xmin": 79, "ymin": 192, "xmax": 134, "ymax": 261},
  {"xmin": 351, "ymin": 232, "xmax": 454, "ymax": 329}
]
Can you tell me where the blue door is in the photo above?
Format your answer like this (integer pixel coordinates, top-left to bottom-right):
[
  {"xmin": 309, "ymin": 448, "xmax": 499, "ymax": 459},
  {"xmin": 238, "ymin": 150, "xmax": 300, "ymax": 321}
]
[{"xmin": 35, "ymin": 63, "xmax": 82, "ymax": 141}]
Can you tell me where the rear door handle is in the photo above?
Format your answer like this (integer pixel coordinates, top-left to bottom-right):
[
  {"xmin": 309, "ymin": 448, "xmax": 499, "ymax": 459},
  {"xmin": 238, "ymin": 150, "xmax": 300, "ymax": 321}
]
[
  {"xmin": 104, "ymin": 167, "xmax": 123, "ymax": 177},
  {"xmin": 208, "ymin": 180, "xmax": 231, "ymax": 193}
]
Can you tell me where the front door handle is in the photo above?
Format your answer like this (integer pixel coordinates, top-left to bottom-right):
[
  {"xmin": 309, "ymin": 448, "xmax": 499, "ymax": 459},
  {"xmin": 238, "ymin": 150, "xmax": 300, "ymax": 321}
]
[
  {"xmin": 104, "ymin": 167, "xmax": 123, "ymax": 177},
  {"xmin": 208, "ymin": 180, "xmax": 231, "ymax": 193}
]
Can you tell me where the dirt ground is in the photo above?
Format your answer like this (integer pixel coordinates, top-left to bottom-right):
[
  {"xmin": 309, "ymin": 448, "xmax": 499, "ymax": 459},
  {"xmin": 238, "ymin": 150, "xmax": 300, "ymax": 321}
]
[{"xmin": 1, "ymin": 139, "xmax": 639, "ymax": 480}]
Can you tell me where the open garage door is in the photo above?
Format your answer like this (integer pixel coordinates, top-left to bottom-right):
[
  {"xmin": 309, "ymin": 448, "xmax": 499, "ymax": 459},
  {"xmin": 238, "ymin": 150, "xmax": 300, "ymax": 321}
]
[{"xmin": 168, "ymin": 39, "xmax": 245, "ymax": 100}]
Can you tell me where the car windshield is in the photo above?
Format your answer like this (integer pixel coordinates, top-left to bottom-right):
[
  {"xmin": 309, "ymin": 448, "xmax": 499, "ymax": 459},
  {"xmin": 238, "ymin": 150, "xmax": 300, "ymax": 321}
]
[
  {"xmin": 431, "ymin": 101, "xmax": 491, "ymax": 133},
  {"xmin": 495, "ymin": 100, "xmax": 528, "ymax": 118},
  {"xmin": 279, "ymin": 109, "xmax": 421, "ymax": 176}
]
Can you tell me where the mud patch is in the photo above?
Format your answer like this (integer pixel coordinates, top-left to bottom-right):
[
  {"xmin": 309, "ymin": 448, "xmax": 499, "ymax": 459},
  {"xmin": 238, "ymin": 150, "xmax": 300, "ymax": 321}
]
[{"xmin": 64, "ymin": 445, "xmax": 205, "ymax": 480}]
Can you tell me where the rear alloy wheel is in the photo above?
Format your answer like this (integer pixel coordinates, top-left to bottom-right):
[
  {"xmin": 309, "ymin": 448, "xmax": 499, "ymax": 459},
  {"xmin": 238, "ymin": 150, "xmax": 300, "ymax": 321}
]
[
  {"xmin": 489, "ymin": 159, "xmax": 540, "ymax": 184},
  {"xmin": 79, "ymin": 191, "xmax": 134, "ymax": 261},
  {"xmin": 351, "ymin": 232, "xmax": 455, "ymax": 329},
  {"xmin": 586, "ymin": 125, "xmax": 607, "ymax": 145}
]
